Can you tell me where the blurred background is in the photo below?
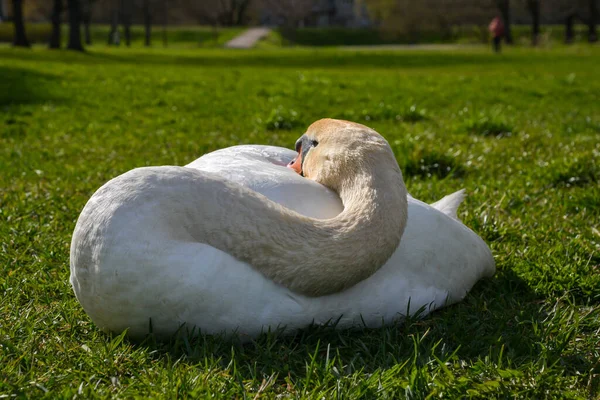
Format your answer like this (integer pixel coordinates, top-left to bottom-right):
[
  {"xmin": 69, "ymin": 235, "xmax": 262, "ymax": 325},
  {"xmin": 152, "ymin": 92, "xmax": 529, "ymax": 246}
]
[{"xmin": 1, "ymin": 0, "xmax": 597, "ymax": 49}]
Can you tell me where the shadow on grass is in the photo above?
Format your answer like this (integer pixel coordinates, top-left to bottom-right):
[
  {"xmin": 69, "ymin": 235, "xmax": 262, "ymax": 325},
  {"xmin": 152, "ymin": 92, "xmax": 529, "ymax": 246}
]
[
  {"xmin": 0, "ymin": 66, "xmax": 64, "ymax": 107},
  {"xmin": 124, "ymin": 267, "xmax": 594, "ymax": 390},
  {"xmin": 403, "ymin": 149, "xmax": 466, "ymax": 179},
  {"xmin": 550, "ymin": 157, "xmax": 599, "ymax": 188}
]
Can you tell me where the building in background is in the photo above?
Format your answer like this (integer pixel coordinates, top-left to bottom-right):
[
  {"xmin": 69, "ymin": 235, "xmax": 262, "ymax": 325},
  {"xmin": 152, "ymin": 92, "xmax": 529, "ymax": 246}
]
[
  {"xmin": 260, "ymin": 0, "xmax": 371, "ymax": 28},
  {"xmin": 311, "ymin": 0, "xmax": 371, "ymax": 27}
]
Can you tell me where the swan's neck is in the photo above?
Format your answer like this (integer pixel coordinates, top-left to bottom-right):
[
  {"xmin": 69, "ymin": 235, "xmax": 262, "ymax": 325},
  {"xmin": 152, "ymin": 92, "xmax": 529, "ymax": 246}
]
[
  {"xmin": 223, "ymin": 154, "xmax": 408, "ymax": 297},
  {"xmin": 301, "ymin": 163, "xmax": 408, "ymax": 295},
  {"xmin": 117, "ymin": 157, "xmax": 408, "ymax": 297}
]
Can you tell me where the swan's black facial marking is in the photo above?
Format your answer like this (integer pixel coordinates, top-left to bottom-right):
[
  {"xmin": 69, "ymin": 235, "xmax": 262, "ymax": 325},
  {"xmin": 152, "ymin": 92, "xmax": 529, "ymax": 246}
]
[
  {"xmin": 299, "ymin": 135, "xmax": 318, "ymax": 176},
  {"xmin": 289, "ymin": 134, "xmax": 319, "ymax": 177},
  {"xmin": 295, "ymin": 137, "xmax": 303, "ymax": 153}
]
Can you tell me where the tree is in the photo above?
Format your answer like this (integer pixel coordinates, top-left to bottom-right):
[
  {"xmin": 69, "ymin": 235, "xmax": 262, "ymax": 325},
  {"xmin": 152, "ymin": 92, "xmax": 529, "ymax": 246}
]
[
  {"xmin": 358, "ymin": 0, "xmax": 396, "ymax": 26},
  {"xmin": 121, "ymin": 0, "xmax": 133, "ymax": 46},
  {"xmin": 562, "ymin": 0, "xmax": 578, "ymax": 44},
  {"xmin": 525, "ymin": 0, "xmax": 541, "ymax": 45},
  {"xmin": 565, "ymin": 13, "xmax": 575, "ymax": 43},
  {"xmin": 12, "ymin": 0, "xmax": 30, "ymax": 47},
  {"xmin": 358, "ymin": 0, "xmax": 494, "ymax": 44},
  {"xmin": 549, "ymin": 0, "xmax": 579, "ymax": 44},
  {"xmin": 227, "ymin": 0, "xmax": 254, "ymax": 25},
  {"xmin": 49, "ymin": 0, "xmax": 62, "ymax": 49},
  {"xmin": 261, "ymin": 0, "xmax": 316, "ymax": 27},
  {"xmin": 143, "ymin": 0, "xmax": 152, "ymax": 46},
  {"xmin": 67, "ymin": 0, "xmax": 84, "ymax": 51},
  {"xmin": 182, "ymin": 0, "xmax": 225, "ymax": 38},
  {"xmin": 162, "ymin": 0, "xmax": 167, "ymax": 47},
  {"xmin": 108, "ymin": 0, "xmax": 120, "ymax": 45},
  {"xmin": 179, "ymin": 0, "xmax": 254, "ymax": 28},
  {"xmin": 495, "ymin": 0, "xmax": 513, "ymax": 44},
  {"xmin": 589, "ymin": 0, "xmax": 598, "ymax": 42},
  {"xmin": 81, "ymin": 0, "xmax": 93, "ymax": 45}
]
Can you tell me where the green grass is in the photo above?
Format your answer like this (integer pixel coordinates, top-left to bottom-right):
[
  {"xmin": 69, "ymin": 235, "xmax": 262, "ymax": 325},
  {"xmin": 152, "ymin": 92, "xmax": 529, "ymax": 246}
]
[{"xmin": 1, "ymin": 44, "xmax": 599, "ymax": 398}]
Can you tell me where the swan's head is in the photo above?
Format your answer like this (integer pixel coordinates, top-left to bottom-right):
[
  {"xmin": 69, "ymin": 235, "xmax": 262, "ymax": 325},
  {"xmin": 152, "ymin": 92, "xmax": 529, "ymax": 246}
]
[{"xmin": 287, "ymin": 118, "xmax": 398, "ymax": 190}]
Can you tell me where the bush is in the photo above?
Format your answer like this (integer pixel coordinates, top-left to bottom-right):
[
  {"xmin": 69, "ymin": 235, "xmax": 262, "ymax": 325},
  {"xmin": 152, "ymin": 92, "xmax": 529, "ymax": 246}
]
[{"xmin": 277, "ymin": 24, "xmax": 591, "ymax": 47}]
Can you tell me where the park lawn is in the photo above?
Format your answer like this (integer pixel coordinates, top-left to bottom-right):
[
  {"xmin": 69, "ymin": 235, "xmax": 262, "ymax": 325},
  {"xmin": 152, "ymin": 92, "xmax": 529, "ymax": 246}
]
[{"xmin": 1, "ymin": 45, "xmax": 599, "ymax": 398}]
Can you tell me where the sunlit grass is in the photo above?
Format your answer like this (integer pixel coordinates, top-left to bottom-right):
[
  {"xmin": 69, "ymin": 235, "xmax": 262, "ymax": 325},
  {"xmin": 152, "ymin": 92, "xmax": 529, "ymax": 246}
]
[{"xmin": 1, "ymin": 45, "xmax": 599, "ymax": 398}]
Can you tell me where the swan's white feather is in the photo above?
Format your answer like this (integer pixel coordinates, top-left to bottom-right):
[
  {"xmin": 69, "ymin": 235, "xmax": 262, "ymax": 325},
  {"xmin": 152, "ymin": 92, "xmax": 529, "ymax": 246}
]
[
  {"xmin": 70, "ymin": 145, "xmax": 495, "ymax": 340},
  {"xmin": 430, "ymin": 189, "xmax": 466, "ymax": 221}
]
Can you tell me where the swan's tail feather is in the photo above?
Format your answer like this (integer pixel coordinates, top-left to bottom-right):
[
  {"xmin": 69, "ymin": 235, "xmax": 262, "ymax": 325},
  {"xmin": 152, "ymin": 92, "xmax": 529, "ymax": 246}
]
[{"xmin": 431, "ymin": 189, "xmax": 466, "ymax": 221}]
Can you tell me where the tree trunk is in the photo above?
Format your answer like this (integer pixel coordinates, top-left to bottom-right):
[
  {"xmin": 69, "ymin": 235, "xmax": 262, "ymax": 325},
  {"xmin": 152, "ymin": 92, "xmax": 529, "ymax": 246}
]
[
  {"xmin": 212, "ymin": 23, "xmax": 219, "ymax": 42},
  {"xmin": 49, "ymin": 0, "xmax": 62, "ymax": 49},
  {"xmin": 11, "ymin": 0, "xmax": 30, "ymax": 47},
  {"xmin": 565, "ymin": 13, "xmax": 574, "ymax": 44},
  {"xmin": 84, "ymin": 20, "xmax": 91, "ymax": 45},
  {"xmin": 121, "ymin": 0, "xmax": 132, "ymax": 47},
  {"xmin": 227, "ymin": 0, "xmax": 236, "ymax": 26},
  {"xmin": 123, "ymin": 24, "xmax": 131, "ymax": 46},
  {"xmin": 0, "ymin": 0, "xmax": 5, "ymax": 21},
  {"xmin": 67, "ymin": 0, "xmax": 84, "ymax": 51},
  {"xmin": 235, "ymin": 0, "xmax": 252, "ymax": 25},
  {"xmin": 590, "ymin": 0, "xmax": 598, "ymax": 43},
  {"xmin": 81, "ymin": 0, "xmax": 92, "ymax": 45},
  {"xmin": 528, "ymin": 0, "xmax": 540, "ymax": 46},
  {"xmin": 162, "ymin": 0, "xmax": 168, "ymax": 47},
  {"xmin": 144, "ymin": 0, "xmax": 151, "ymax": 46},
  {"xmin": 108, "ymin": 0, "xmax": 120, "ymax": 45},
  {"xmin": 497, "ymin": 0, "xmax": 513, "ymax": 44}
]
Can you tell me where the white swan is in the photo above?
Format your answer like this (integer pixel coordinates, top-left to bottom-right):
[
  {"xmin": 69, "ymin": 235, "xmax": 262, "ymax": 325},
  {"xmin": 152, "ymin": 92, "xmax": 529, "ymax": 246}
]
[{"xmin": 70, "ymin": 119, "xmax": 495, "ymax": 340}]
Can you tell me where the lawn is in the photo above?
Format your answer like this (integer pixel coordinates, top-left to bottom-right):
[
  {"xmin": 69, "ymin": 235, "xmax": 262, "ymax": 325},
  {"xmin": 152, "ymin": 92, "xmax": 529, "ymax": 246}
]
[{"xmin": 1, "ymin": 44, "xmax": 599, "ymax": 398}]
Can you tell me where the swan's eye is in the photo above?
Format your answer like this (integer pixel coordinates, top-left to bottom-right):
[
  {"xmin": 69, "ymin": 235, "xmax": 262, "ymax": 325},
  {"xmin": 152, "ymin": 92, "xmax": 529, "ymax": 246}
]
[{"xmin": 311, "ymin": 140, "xmax": 319, "ymax": 148}]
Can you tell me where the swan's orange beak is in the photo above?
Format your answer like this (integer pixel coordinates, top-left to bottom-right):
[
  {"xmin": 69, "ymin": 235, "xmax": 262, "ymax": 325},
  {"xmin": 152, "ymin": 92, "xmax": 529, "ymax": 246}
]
[{"xmin": 288, "ymin": 145, "xmax": 303, "ymax": 175}]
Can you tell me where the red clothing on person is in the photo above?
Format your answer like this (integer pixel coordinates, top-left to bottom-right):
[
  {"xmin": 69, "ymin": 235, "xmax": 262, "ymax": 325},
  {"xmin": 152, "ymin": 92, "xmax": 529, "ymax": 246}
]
[{"xmin": 489, "ymin": 17, "xmax": 505, "ymax": 38}]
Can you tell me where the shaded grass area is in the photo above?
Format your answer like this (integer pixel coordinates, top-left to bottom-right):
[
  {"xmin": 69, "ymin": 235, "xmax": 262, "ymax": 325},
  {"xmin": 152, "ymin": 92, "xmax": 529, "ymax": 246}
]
[
  {"xmin": 1, "ymin": 45, "xmax": 599, "ymax": 398},
  {"xmin": 3, "ymin": 44, "xmax": 596, "ymax": 73},
  {"xmin": 0, "ymin": 66, "xmax": 64, "ymax": 107}
]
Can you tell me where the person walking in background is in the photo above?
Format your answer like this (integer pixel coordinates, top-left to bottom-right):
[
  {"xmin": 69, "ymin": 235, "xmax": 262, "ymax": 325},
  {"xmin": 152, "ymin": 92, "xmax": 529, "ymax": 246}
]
[{"xmin": 489, "ymin": 16, "xmax": 505, "ymax": 53}]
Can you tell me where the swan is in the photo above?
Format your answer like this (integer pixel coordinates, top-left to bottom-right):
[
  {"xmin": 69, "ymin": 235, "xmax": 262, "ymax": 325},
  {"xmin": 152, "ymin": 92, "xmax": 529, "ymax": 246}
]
[{"xmin": 70, "ymin": 119, "xmax": 495, "ymax": 340}]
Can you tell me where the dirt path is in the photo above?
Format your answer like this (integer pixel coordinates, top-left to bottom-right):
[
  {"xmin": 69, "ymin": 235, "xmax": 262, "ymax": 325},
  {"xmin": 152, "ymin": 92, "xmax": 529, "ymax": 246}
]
[{"xmin": 225, "ymin": 28, "xmax": 271, "ymax": 49}]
